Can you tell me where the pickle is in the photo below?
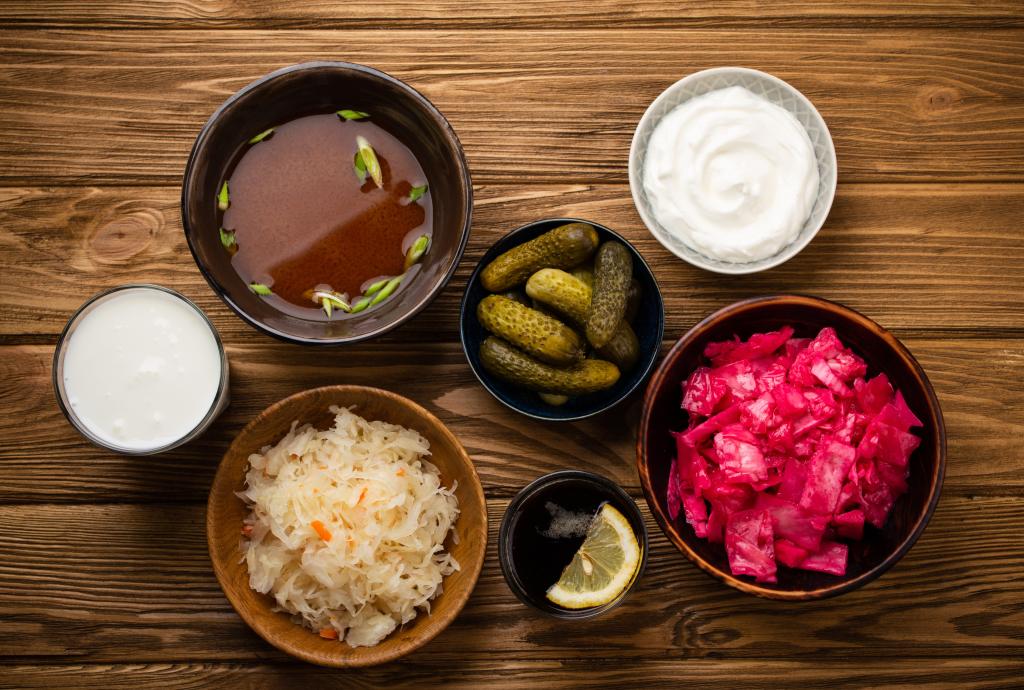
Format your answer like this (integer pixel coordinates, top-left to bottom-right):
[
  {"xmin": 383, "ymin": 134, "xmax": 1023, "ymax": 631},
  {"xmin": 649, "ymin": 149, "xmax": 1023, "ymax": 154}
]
[
  {"xmin": 624, "ymin": 278, "xmax": 642, "ymax": 324},
  {"xmin": 477, "ymin": 295, "xmax": 583, "ymax": 366},
  {"xmin": 526, "ymin": 268, "xmax": 590, "ymax": 322},
  {"xmin": 586, "ymin": 241, "xmax": 633, "ymax": 348},
  {"xmin": 479, "ymin": 337, "xmax": 620, "ymax": 395},
  {"xmin": 526, "ymin": 268, "xmax": 640, "ymax": 371},
  {"xmin": 571, "ymin": 265, "xmax": 594, "ymax": 289},
  {"xmin": 597, "ymin": 321, "xmax": 639, "ymax": 370},
  {"xmin": 538, "ymin": 392, "xmax": 570, "ymax": 406},
  {"xmin": 480, "ymin": 223, "xmax": 600, "ymax": 292}
]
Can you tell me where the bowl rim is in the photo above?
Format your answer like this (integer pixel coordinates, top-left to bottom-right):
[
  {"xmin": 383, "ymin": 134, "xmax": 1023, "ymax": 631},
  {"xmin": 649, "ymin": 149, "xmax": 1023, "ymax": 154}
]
[
  {"xmin": 206, "ymin": 384, "xmax": 488, "ymax": 666},
  {"xmin": 635, "ymin": 294, "xmax": 946, "ymax": 600},
  {"xmin": 627, "ymin": 66, "xmax": 838, "ymax": 275},
  {"xmin": 181, "ymin": 60, "xmax": 473, "ymax": 345},
  {"xmin": 458, "ymin": 217, "xmax": 666, "ymax": 422}
]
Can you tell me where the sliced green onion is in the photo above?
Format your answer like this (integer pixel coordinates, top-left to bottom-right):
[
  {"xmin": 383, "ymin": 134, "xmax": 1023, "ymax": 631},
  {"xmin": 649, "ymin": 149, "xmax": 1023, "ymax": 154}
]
[
  {"xmin": 219, "ymin": 227, "xmax": 236, "ymax": 251},
  {"xmin": 248, "ymin": 128, "xmax": 274, "ymax": 144},
  {"xmin": 249, "ymin": 282, "xmax": 272, "ymax": 296},
  {"xmin": 356, "ymin": 135, "xmax": 382, "ymax": 188},
  {"xmin": 354, "ymin": 151, "xmax": 367, "ymax": 181},
  {"xmin": 408, "ymin": 184, "xmax": 428, "ymax": 202},
  {"xmin": 404, "ymin": 234, "xmax": 430, "ymax": 270},
  {"xmin": 370, "ymin": 274, "xmax": 403, "ymax": 306},
  {"xmin": 313, "ymin": 290, "xmax": 351, "ymax": 318},
  {"xmin": 217, "ymin": 181, "xmax": 229, "ymax": 211},
  {"xmin": 350, "ymin": 296, "xmax": 372, "ymax": 314},
  {"xmin": 337, "ymin": 109, "xmax": 369, "ymax": 121},
  {"xmin": 363, "ymin": 278, "xmax": 390, "ymax": 297}
]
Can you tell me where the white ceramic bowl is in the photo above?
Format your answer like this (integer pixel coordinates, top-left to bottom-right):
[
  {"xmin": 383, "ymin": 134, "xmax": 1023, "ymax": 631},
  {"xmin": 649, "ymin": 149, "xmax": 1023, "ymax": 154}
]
[{"xmin": 628, "ymin": 67, "xmax": 837, "ymax": 275}]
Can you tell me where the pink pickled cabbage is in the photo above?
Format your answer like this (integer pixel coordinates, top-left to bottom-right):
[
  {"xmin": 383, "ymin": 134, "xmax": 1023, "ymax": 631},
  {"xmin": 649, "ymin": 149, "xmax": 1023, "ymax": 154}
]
[{"xmin": 666, "ymin": 326, "xmax": 923, "ymax": 581}]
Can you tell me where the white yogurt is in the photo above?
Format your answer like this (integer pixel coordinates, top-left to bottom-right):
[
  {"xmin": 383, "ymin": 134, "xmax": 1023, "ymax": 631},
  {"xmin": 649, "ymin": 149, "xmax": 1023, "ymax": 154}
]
[
  {"xmin": 643, "ymin": 86, "xmax": 819, "ymax": 263},
  {"xmin": 60, "ymin": 287, "xmax": 224, "ymax": 452}
]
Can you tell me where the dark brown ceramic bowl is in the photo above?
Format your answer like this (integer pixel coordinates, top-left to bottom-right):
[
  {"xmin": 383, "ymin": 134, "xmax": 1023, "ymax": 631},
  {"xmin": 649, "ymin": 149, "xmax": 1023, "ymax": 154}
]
[
  {"xmin": 182, "ymin": 62, "xmax": 472, "ymax": 344},
  {"xmin": 637, "ymin": 295, "xmax": 945, "ymax": 600},
  {"xmin": 207, "ymin": 385, "xmax": 487, "ymax": 667}
]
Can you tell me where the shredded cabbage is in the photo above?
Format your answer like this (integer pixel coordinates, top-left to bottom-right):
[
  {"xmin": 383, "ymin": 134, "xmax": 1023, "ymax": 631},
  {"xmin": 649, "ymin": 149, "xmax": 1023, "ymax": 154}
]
[{"xmin": 238, "ymin": 405, "xmax": 460, "ymax": 648}]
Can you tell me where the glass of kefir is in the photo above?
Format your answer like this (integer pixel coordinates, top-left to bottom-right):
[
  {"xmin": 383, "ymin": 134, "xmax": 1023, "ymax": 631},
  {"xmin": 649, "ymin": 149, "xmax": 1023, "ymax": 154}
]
[{"xmin": 53, "ymin": 285, "xmax": 229, "ymax": 454}]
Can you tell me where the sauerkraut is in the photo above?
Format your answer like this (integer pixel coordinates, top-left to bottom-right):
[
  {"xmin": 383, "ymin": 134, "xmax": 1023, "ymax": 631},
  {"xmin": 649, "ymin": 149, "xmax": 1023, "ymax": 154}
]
[{"xmin": 239, "ymin": 405, "xmax": 460, "ymax": 647}]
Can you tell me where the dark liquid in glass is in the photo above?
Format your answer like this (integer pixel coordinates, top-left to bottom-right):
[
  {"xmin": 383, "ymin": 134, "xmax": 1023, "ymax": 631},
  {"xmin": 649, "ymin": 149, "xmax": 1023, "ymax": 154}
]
[
  {"xmin": 220, "ymin": 113, "xmax": 432, "ymax": 318},
  {"xmin": 506, "ymin": 475, "xmax": 633, "ymax": 613}
]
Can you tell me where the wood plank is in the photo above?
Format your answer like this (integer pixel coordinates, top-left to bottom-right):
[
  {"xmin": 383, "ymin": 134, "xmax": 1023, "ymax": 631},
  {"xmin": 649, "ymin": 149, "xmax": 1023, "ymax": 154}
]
[
  {"xmin": 2, "ymin": 0, "xmax": 1022, "ymax": 29},
  {"xmin": 0, "ymin": 30, "xmax": 1022, "ymax": 184},
  {"xmin": 2, "ymin": 658, "xmax": 1023, "ymax": 690},
  {"xmin": 0, "ymin": 497, "xmax": 1020, "ymax": 663},
  {"xmin": 1, "ymin": 337, "xmax": 1020, "ymax": 503},
  {"xmin": 1, "ymin": 184, "xmax": 1021, "ymax": 341}
]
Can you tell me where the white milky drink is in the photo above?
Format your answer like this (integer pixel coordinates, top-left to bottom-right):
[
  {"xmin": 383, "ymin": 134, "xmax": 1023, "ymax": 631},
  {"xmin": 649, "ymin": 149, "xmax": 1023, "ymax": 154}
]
[{"xmin": 56, "ymin": 286, "xmax": 227, "ymax": 453}]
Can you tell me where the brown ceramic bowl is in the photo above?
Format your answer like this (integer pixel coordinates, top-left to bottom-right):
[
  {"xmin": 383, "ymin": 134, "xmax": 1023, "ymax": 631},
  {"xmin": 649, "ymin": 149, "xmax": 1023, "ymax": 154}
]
[
  {"xmin": 637, "ymin": 295, "xmax": 945, "ymax": 600},
  {"xmin": 182, "ymin": 62, "xmax": 472, "ymax": 344},
  {"xmin": 207, "ymin": 385, "xmax": 487, "ymax": 666}
]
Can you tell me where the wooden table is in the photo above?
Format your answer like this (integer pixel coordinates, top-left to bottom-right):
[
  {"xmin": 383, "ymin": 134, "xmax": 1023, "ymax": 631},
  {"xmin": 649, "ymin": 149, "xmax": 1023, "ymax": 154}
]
[{"xmin": 1, "ymin": 2, "xmax": 1023, "ymax": 688}]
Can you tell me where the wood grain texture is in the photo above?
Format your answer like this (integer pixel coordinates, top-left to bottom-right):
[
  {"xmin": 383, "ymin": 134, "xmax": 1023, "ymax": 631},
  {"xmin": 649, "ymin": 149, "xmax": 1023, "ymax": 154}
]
[
  {"xmin": 3, "ymin": 0, "xmax": 1023, "ymax": 29},
  {"xmin": 0, "ymin": 30, "xmax": 1022, "ymax": 184},
  {"xmin": 1, "ymin": 1, "xmax": 1022, "ymax": 685},
  {"xmin": 0, "ymin": 497, "xmax": 1021, "ymax": 663},
  {"xmin": 3, "ymin": 658, "xmax": 1024, "ymax": 690},
  {"xmin": 1, "ymin": 337, "xmax": 1020, "ymax": 504},
  {"xmin": 2, "ymin": 184, "xmax": 1022, "ymax": 341}
]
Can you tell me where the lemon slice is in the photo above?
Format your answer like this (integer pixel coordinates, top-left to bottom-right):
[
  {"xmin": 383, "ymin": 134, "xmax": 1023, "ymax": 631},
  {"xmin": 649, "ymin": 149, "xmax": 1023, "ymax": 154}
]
[{"xmin": 546, "ymin": 503, "xmax": 642, "ymax": 609}]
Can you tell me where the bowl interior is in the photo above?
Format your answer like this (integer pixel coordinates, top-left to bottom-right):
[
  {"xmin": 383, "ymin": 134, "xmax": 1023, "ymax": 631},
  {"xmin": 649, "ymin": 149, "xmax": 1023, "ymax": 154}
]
[
  {"xmin": 638, "ymin": 296, "xmax": 944, "ymax": 598},
  {"xmin": 628, "ymin": 67, "xmax": 837, "ymax": 274},
  {"xmin": 183, "ymin": 62, "xmax": 471, "ymax": 343},
  {"xmin": 460, "ymin": 218, "xmax": 665, "ymax": 421},
  {"xmin": 207, "ymin": 385, "xmax": 487, "ymax": 666}
]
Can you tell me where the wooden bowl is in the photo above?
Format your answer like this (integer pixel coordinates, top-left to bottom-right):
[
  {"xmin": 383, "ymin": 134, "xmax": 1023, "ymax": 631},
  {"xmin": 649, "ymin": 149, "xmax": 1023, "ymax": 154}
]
[
  {"xmin": 207, "ymin": 385, "xmax": 487, "ymax": 666},
  {"xmin": 636, "ymin": 295, "xmax": 945, "ymax": 600},
  {"xmin": 182, "ymin": 62, "xmax": 472, "ymax": 345}
]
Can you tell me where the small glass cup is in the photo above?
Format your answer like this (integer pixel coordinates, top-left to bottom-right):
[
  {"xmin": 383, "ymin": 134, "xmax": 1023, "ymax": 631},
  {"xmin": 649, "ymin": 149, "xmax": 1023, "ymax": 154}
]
[
  {"xmin": 52, "ymin": 284, "xmax": 230, "ymax": 455},
  {"xmin": 498, "ymin": 470, "xmax": 648, "ymax": 619}
]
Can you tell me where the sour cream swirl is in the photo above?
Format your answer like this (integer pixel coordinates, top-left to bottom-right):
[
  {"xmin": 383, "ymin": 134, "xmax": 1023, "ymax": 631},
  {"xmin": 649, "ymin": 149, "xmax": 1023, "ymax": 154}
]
[{"xmin": 643, "ymin": 86, "xmax": 819, "ymax": 263}]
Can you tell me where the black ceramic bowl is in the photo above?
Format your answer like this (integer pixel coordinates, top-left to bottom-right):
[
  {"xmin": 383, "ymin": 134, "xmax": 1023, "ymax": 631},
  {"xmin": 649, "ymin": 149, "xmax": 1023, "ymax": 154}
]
[
  {"xmin": 460, "ymin": 218, "xmax": 664, "ymax": 421},
  {"xmin": 182, "ymin": 61, "xmax": 472, "ymax": 344},
  {"xmin": 498, "ymin": 470, "xmax": 649, "ymax": 619},
  {"xmin": 637, "ymin": 295, "xmax": 946, "ymax": 600}
]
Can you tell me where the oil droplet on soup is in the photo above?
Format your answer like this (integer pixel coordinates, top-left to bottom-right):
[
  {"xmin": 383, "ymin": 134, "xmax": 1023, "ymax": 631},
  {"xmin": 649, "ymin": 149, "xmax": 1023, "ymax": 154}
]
[{"xmin": 222, "ymin": 113, "xmax": 431, "ymax": 317}]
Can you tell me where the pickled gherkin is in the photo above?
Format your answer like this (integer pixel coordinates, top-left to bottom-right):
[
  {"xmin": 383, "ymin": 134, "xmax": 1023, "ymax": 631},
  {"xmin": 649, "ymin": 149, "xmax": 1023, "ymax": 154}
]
[
  {"xmin": 477, "ymin": 295, "xmax": 584, "ymax": 366},
  {"xmin": 480, "ymin": 223, "xmax": 599, "ymax": 292},
  {"xmin": 479, "ymin": 337, "xmax": 619, "ymax": 395}
]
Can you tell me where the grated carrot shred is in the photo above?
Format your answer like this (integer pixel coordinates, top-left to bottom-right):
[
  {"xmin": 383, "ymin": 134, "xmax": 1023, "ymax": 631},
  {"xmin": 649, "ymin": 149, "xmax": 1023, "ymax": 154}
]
[
  {"xmin": 311, "ymin": 520, "xmax": 332, "ymax": 542},
  {"xmin": 396, "ymin": 467, "xmax": 405, "ymax": 477},
  {"xmin": 319, "ymin": 627, "xmax": 338, "ymax": 639},
  {"xmin": 357, "ymin": 487, "xmax": 368, "ymax": 504}
]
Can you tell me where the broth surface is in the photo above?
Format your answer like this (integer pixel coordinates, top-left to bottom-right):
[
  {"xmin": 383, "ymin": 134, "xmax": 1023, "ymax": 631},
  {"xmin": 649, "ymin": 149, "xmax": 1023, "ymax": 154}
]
[{"xmin": 223, "ymin": 113, "xmax": 431, "ymax": 316}]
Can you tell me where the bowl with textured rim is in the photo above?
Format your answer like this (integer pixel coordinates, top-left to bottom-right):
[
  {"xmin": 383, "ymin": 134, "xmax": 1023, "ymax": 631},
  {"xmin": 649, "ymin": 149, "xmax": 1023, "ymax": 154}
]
[
  {"xmin": 459, "ymin": 217, "xmax": 665, "ymax": 422},
  {"xmin": 628, "ymin": 67, "xmax": 837, "ymax": 275},
  {"xmin": 207, "ymin": 385, "xmax": 487, "ymax": 666},
  {"xmin": 636, "ymin": 295, "xmax": 945, "ymax": 600},
  {"xmin": 182, "ymin": 61, "xmax": 472, "ymax": 345}
]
